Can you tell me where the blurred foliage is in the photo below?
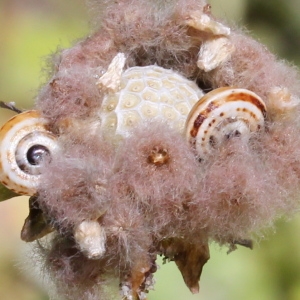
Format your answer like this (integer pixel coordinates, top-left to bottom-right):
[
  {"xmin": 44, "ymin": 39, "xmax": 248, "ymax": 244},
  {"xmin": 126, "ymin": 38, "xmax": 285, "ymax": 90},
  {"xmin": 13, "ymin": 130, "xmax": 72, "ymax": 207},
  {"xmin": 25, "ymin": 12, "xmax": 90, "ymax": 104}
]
[
  {"xmin": 1, "ymin": 0, "xmax": 300, "ymax": 299},
  {"xmin": 0, "ymin": 184, "xmax": 18, "ymax": 202}
]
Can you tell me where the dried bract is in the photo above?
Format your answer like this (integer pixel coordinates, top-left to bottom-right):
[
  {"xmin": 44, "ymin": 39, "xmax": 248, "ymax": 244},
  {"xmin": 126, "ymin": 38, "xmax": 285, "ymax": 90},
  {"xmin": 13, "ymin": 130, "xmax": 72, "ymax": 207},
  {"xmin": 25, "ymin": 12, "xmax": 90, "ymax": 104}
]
[{"xmin": 1, "ymin": 0, "xmax": 300, "ymax": 299}]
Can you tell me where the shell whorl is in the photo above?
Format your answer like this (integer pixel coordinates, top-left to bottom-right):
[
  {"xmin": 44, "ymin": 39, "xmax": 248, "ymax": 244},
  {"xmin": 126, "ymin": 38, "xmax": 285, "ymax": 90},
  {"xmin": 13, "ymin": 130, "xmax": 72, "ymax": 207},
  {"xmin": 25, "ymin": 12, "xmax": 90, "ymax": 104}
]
[
  {"xmin": 98, "ymin": 65, "xmax": 204, "ymax": 140},
  {"xmin": 185, "ymin": 87, "xmax": 267, "ymax": 158},
  {"xmin": 0, "ymin": 110, "xmax": 57, "ymax": 195}
]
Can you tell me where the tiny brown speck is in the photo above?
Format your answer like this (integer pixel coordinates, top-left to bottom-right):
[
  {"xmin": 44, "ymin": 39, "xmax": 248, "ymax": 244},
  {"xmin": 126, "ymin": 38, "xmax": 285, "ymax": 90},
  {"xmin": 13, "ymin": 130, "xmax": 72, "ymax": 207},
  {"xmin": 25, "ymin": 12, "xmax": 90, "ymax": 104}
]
[
  {"xmin": 147, "ymin": 147, "xmax": 170, "ymax": 167},
  {"xmin": 209, "ymin": 135, "xmax": 217, "ymax": 147}
]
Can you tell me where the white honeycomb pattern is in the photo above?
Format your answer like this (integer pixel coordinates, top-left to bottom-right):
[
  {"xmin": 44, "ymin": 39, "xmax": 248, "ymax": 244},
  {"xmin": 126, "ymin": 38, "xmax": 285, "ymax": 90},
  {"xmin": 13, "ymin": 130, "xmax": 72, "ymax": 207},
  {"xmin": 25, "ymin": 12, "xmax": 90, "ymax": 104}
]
[{"xmin": 99, "ymin": 66, "xmax": 204, "ymax": 139}]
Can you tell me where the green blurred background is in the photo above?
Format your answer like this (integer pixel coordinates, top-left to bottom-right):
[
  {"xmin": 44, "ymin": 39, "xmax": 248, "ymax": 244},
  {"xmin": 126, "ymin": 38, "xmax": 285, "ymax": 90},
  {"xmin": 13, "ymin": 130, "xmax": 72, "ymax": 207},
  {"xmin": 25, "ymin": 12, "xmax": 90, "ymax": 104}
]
[{"xmin": 1, "ymin": 0, "xmax": 300, "ymax": 299}]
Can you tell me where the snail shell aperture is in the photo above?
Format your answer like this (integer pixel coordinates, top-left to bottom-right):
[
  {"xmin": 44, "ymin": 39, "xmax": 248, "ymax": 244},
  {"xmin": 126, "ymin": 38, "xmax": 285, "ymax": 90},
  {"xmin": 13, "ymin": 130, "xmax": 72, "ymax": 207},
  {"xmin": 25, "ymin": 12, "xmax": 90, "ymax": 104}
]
[
  {"xmin": 185, "ymin": 87, "xmax": 267, "ymax": 158},
  {"xmin": 0, "ymin": 110, "xmax": 57, "ymax": 195}
]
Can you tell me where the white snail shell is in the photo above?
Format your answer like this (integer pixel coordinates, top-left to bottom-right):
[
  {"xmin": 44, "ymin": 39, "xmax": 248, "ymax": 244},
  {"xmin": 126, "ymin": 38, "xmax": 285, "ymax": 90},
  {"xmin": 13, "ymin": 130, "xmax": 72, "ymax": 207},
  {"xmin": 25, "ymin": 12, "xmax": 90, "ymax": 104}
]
[
  {"xmin": 185, "ymin": 87, "xmax": 267, "ymax": 158},
  {"xmin": 267, "ymin": 86, "xmax": 300, "ymax": 118},
  {"xmin": 0, "ymin": 110, "xmax": 57, "ymax": 195},
  {"xmin": 98, "ymin": 65, "xmax": 204, "ymax": 140}
]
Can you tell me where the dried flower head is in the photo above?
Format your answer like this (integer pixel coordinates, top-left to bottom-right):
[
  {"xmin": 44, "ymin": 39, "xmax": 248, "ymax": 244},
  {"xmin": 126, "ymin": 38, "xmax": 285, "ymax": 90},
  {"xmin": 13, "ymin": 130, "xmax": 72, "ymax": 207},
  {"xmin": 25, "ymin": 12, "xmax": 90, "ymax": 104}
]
[{"xmin": 1, "ymin": 0, "xmax": 300, "ymax": 299}]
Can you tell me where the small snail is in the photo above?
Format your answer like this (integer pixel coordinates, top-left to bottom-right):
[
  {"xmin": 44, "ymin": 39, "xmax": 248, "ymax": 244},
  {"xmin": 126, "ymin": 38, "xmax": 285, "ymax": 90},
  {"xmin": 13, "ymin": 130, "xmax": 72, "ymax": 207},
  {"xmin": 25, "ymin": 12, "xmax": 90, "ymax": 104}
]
[
  {"xmin": 185, "ymin": 87, "xmax": 267, "ymax": 158},
  {"xmin": 0, "ymin": 110, "xmax": 57, "ymax": 195},
  {"xmin": 267, "ymin": 86, "xmax": 300, "ymax": 119}
]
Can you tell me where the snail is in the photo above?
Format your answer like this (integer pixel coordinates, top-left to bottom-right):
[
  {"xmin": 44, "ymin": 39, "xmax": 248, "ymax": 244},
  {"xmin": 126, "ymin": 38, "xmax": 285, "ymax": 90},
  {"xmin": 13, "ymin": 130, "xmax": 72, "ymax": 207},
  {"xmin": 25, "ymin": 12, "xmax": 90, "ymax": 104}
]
[
  {"xmin": 267, "ymin": 86, "xmax": 300, "ymax": 119},
  {"xmin": 0, "ymin": 61, "xmax": 267, "ymax": 197},
  {"xmin": 0, "ymin": 110, "xmax": 57, "ymax": 195},
  {"xmin": 185, "ymin": 87, "xmax": 267, "ymax": 158}
]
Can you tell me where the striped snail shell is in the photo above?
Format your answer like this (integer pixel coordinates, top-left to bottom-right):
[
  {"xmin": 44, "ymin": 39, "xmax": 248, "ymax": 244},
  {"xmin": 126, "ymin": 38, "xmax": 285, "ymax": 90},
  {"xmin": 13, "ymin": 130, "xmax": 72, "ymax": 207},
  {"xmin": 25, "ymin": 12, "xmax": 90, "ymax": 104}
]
[
  {"xmin": 0, "ymin": 110, "xmax": 57, "ymax": 195},
  {"xmin": 185, "ymin": 87, "xmax": 267, "ymax": 158}
]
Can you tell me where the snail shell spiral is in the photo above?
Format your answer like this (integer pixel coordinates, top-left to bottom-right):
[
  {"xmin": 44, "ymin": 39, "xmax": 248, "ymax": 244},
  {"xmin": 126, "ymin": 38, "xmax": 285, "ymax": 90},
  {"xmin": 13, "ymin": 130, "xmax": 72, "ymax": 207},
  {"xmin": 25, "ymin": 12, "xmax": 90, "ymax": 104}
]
[
  {"xmin": 185, "ymin": 87, "xmax": 267, "ymax": 158},
  {"xmin": 0, "ymin": 110, "xmax": 57, "ymax": 195}
]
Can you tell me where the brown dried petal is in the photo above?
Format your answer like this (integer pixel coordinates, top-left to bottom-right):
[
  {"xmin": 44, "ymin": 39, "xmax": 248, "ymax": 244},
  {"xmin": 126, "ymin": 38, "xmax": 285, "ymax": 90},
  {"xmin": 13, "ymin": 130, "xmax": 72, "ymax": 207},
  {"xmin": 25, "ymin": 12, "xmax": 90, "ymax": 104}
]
[
  {"xmin": 21, "ymin": 196, "xmax": 54, "ymax": 242},
  {"xmin": 159, "ymin": 238, "xmax": 210, "ymax": 294}
]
